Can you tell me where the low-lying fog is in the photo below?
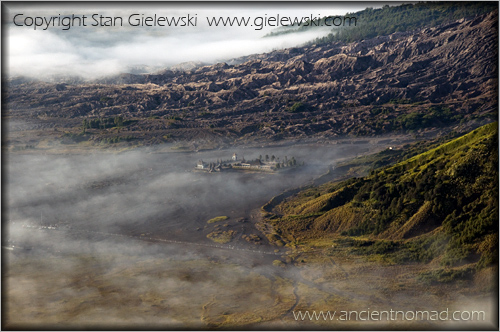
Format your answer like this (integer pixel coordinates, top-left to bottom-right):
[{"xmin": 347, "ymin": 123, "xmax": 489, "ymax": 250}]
[
  {"xmin": 4, "ymin": 143, "xmax": 496, "ymax": 329},
  {"xmin": 4, "ymin": 143, "xmax": 369, "ymax": 328},
  {"xmin": 5, "ymin": 144, "xmax": 370, "ymax": 242}
]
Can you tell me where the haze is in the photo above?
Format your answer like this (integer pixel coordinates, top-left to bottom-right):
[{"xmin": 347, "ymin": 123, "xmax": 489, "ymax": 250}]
[
  {"xmin": 4, "ymin": 3, "xmax": 382, "ymax": 79},
  {"xmin": 5, "ymin": 143, "xmax": 496, "ymax": 329}
]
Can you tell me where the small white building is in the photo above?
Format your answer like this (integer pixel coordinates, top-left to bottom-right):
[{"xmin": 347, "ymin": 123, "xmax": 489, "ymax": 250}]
[
  {"xmin": 232, "ymin": 153, "xmax": 238, "ymax": 161},
  {"xmin": 196, "ymin": 160, "xmax": 207, "ymax": 169}
]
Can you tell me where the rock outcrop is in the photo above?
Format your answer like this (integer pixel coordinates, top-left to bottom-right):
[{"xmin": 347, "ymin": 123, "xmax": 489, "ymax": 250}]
[{"xmin": 4, "ymin": 12, "xmax": 498, "ymax": 145}]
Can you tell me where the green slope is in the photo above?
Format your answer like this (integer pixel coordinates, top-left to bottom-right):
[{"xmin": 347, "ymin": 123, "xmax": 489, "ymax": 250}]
[
  {"xmin": 312, "ymin": 2, "xmax": 497, "ymax": 44},
  {"xmin": 266, "ymin": 2, "xmax": 497, "ymax": 44},
  {"xmin": 263, "ymin": 123, "xmax": 498, "ymax": 269}
]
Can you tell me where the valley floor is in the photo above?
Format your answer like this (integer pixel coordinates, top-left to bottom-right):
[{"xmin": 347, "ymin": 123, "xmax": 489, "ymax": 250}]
[{"xmin": 3, "ymin": 137, "xmax": 497, "ymax": 330}]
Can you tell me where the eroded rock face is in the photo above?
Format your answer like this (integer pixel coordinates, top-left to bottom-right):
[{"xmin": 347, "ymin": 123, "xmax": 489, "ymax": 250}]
[{"xmin": 4, "ymin": 12, "xmax": 498, "ymax": 145}]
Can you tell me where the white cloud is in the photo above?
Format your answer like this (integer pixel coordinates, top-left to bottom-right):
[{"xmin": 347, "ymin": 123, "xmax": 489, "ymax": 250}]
[{"xmin": 5, "ymin": 3, "xmax": 379, "ymax": 79}]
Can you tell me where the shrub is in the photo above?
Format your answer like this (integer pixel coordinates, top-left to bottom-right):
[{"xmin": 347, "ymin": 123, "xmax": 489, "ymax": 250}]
[{"xmin": 207, "ymin": 216, "xmax": 229, "ymax": 224}]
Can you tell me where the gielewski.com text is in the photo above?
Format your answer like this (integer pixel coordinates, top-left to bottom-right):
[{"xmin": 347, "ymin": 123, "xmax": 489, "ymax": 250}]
[{"xmin": 12, "ymin": 13, "xmax": 357, "ymax": 31}]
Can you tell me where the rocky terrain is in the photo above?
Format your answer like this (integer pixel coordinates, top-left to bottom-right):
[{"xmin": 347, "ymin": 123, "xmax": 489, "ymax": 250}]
[
  {"xmin": 3, "ymin": 7, "xmax": 499, "ymax": 329},
  {"xmin": 3, "ymin": 11, "xmax": 498, "ymax": 149}
]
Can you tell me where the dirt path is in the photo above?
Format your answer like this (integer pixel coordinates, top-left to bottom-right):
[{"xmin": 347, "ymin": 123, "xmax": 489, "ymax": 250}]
[
  {"xmin": 19, "ymin": 226, "xmax": 286, "ymax": 256},
  {"xmin": 282, "ymin": 280, "xmax": 301, "ymax": 319}
]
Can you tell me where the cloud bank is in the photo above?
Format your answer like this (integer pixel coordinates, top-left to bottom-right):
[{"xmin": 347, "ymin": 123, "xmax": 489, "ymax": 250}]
[{"xmin": 5, "ymin": 3, "xmax": 375, "ymax": 79}]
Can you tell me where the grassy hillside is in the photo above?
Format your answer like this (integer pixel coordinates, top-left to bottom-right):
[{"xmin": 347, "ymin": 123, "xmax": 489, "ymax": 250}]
[
  {"xmin": 262, "ymin": 123, "xmax": 498, "ymax": 270},
  {"xmin": 266, "ymin": 2, "xmax": 497, "ymax": 43},
  {"xmin": 311, "ymin": 2, "xmax": 497, "ymax": 44}
]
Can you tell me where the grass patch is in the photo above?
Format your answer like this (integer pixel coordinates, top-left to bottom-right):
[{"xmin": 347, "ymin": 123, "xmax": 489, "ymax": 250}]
[
  {"xmin": 207, "ymin": 230, "xmax": 236, "ymax": 244},
  {"xmin": 418, "ymin": 267, "xmax": 475, "ymax": 285},
  {"xmin": 272, "ymin": 260, "xmax": 286, "ymax": 267},
  {"xmin": 207, "ymin": 216, "xmax": 229, "ymax": 224}
]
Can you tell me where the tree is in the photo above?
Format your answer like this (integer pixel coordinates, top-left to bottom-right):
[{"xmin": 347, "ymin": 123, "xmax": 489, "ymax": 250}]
[
  {"xmin": 288, "ymin": 102, "xmax": 305, "ymax": 113},
  {"xmin": 81, "ymin": 119, "xmax": 88, "ymax": 134},
  {"xmin": 265, "ymin": 155, "xmax": 269, "ymax": 162},
  {"xmin": 271, "ymin": 155, "xmax": 276, "ymax": 162},
  {"xmin": 114, "ymin": 116, "xmax": 124, "ymax": 127}
]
